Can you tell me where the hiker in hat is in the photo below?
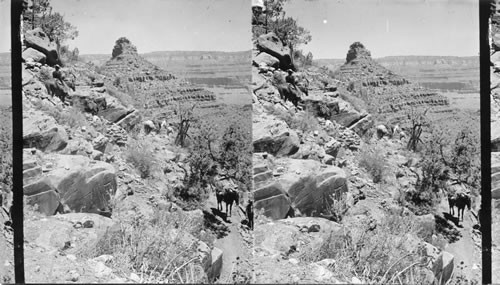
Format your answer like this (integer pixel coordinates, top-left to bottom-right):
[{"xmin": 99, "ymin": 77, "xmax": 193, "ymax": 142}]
[
  {"xmin": 285, "ymin": 69, "xmax": 298, "ymax": 91},
  {"xmin": 52, "ymin": 64, "xmax": 65, "ymax": 87},
  {"xmin": 246, "ymin": 200, "xmax": 254, "ymax": 230}
]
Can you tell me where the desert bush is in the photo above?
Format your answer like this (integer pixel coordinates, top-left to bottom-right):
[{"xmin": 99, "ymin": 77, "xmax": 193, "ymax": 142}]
[
  {"xmin": 125, "ymin": 139, "xmax": 155, "ymax": 179},
  {"xmin": 80, "ymin": 210, "xmax": 208, "ymax": 283},
  {"xmin": 291, "ymin": 109, "xmax": 319, "ymax": 134},
  {"xmin": 175, "ymin": 103, "xmax": 198, "ymax": 147},
  {"xmin": 406, "ymin": 107, "xmax": 429, "ymax": 152},
  {"xmin": 325, "ymin": 192, "xmax": 349, "ymax": 222},
  {"xmin": 0, "ymin": 109, "xmax": 12, "ymax": 203},
  {"xmin": 59, "ymin": 45, "xmax": 79, "ymax": 64},
  {"xmin": 405, "ymin": 126, "xmax": 449, "ymax": 215},
  {"xmin": 59, "ymin": 107, "xmax": 87, "ymax": 129},
  {"xmin": 300, "ymin": 214, "xmax": 431, "ymax": 284},
  {"xmin": 218, "ymin": 121, "xmax": 252, "ymax": 191},
  {"xmin": 358, "ymin": 145, "xmax": 388, "ymax": 183},
  {"xmin": 449, "ymin": 126, "xmax": 480, "ymax": 188}
]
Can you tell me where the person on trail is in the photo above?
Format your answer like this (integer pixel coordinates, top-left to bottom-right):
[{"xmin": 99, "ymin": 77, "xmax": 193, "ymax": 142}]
[
  {"xmin": 52, "ymin": 64, "xmax": 68, "ymax": 90},
  {"xmin": 285, "ymin": 69, "xmax": 298, "ymax": 91},
  {"xmin": 53, "ymin": 65, "xmax": 63, "ymax": 82},
  {"xmin": 246, "ymin": 200, "xmax": 254, "ymax": 230}
]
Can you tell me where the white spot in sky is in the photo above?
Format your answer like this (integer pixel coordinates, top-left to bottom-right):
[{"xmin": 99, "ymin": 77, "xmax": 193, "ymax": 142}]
[{"xmin": 323, "ymin": 19, "xmax": 327, "ymax": 24}]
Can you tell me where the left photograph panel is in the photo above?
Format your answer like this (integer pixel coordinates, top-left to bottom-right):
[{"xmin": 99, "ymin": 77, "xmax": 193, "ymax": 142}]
[
  {"xmin": 21, "ymin": 0, "xmax": 253, "ymax": 283},
  {"xmin": 0, "ymin": 0, "xmax": 14, "ymax": 283}
]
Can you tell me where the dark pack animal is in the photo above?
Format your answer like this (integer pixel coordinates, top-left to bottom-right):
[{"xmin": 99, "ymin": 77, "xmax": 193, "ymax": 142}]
[
  {"xmin": 216, "ymin": 188, "xmax": 240, "ymax": 217},
  {"xmin": 44, "ymin": 79, "xmax": 71, "ymax": 103},
  {"xmin": 448, "ymin": 192, "xmax": 471, "ymax": 221},
  {"xmin": 276, "ymin": 83, "xmax": 303, "ymax": 108}
]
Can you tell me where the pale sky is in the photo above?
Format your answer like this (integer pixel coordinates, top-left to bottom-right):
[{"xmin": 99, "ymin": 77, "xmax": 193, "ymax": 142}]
[
  {"xmin": 0, "ymin": 0, "xmax": 10, "ymax": 52},
  {"xmin": 0, "ymin": 0, "xmax": 480, "ymax": 57},
  {"xmin": 1, "ymin": 0, "xmax": 251, "ymax": 54},
  {"xmin": 284, "ymin": 0, "xmax": 479, "ymax": 59}
]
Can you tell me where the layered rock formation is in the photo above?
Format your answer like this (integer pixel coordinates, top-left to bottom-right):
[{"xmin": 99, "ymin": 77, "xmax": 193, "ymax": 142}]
[
  {"xmin": 331, "ymin": 43, "xmax": 451, "ymax": 125},
  {"xmin": 99, "ymin": 39, "xmax": 219, "ymax": 121}
]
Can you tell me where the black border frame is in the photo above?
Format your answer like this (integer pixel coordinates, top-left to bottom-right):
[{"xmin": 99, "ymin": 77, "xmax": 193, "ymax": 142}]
[
  {"xmin": 11, "ymin": 0, "xmax": 24, "ymax": 283},
  {"xmin": 7, "ymin": 0, "xmax": 495, "ymax": 284}
]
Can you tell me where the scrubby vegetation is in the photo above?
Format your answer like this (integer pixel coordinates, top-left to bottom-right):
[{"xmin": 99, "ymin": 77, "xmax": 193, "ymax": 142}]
[
  {"xmin": 80, "ymin": 210, "xmax": 211, "ymax": 283},
  {"xmin": 358, "ymin": 145, "xmax": 388, "ymax": 184},
  {"xmin": 300, "ymin": 214, "xmax": 432, "ymax": 284},
  {"xmin": 0, "ymin": 107, "xmax": 12, "ymax": 208},
  {"xmin": 125, "ymin": 139, "xmax": 156, "ymax": 179}
]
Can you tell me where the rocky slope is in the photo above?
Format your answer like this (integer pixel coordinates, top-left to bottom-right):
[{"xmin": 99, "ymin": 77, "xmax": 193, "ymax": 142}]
[
  {"xmin": 251, "ymin": 32, "xmax": 480, "ymax": 284},
  {"xmin": 0, "ymin": 104, "xmax": 13, "ymax": 283},
  {"xmin": 17, "ymin": 29, "xmax": 253, "ymax": 283}
]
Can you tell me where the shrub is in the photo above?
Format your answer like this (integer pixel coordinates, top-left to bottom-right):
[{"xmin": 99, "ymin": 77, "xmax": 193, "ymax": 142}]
[
  {"xmin": 79, "ymin": 210, "xmax": 208, "ymax": 283},
  {"xmin": 291, "ymin": 109, "xmax": 319, "ymax": 134},
  {"xmin": 300, "ymin": 214, "xmax": 431, "ymax": 284},
  {"xmin": 0, "ymin": 109, "xmax": 12, "ymax": 208},
  {"xmin": 358, "ymin": 145, "xmax": 388, "ymax": 183},
  {"xmin": 405, "ymin": 126, "xmax": 449, "ymax": 215},
  {"xmin": 449, "ymin": 126, "xmax": 480, "ymax": 188},
  {"xmin": 59, "ymin": 107, "xmax": 87, "ymax": 129},
  {"xmin": 125, "ymin": 139, "xmax": 155, "ymax": 179}
]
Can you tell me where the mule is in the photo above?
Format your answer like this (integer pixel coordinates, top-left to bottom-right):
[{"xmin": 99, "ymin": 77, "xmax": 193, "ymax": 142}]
[
  {"xmin": 44, "ymin": 79, "xmax": 71, "ymax": 103},
  {"xmin": 223, "ymin": 189, "xmax": 239, "ymax": 217},
  {"xmin": 276, "ymin": 83, "xmax": 304, "ymax": 108},
  {"xmin": 448, "ymin": 192, "xmax": 471, "ymax": 222}
]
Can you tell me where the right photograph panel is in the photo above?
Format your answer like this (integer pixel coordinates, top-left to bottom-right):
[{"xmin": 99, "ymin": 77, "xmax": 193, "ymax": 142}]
[{"xmin": 251, "ymin": 0, "xmax": 481, "ymax": 284}]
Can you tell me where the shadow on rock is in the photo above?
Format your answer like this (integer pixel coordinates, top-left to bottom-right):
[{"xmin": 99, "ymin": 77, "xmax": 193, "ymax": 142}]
[
  {"xmin": 442, "ymin": 212, "xmax": 463, "ymax": 228},
  {"xmin": 435, "ymin": 214, "xmax": 462, "ymax": 243},
  {"xmin": 204, "ymin": 209, "xmax": 229, "ymax": 239}
]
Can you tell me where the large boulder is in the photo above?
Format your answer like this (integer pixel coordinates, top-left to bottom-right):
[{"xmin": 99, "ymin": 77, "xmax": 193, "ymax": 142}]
[
  {"xmin": 22, "ymin": 68, "xmax": 34, "ymax": 86},
  {"xmin": 98, "ymin": 93, "xmax": 134, "ymax": 123},
  {"xmin": 348, "ymin": 114, "xmax": 374, "ymax": 136},
  {"xmin": 24, "ymin": 179, "xmax": 61, "ymax": 215},
  {"xmin": 24, "ymin": 28, "xmax": 61, "ymax": 66},
  {"xmin": 253, "ymin": 52, "xmax": 280, "ymax": 68},
  {"xmin": 23, "ymin": 109, "xmax": 68, "ymax": 152},
  {"xmin": 288, "ymin": 167, "xmax": 348, "ymax": 216},
  {"xmin": 253, "ymin": 182, "xmax": 292, "ymax": 220},
  {"xmin": 208, "ymin": 247, "xmax": 223, "ymax": 282},
  {"xmin": 116, "ymin": 110, "xmax": 142, "ymax": 132},
  {"xmin": 331, "ymin": 99, "xmax": 365, "ymax": 128},
  {"xmin": 24, "ymin": 154, "xmax": 117, "ymax": 214},
  {"xmin": 22, "ymin": 47, "xmax": 46, "ymax": 64},
  {"xmin": 256, "ymin": 32, "xmax": 293, "ymax": 70},
  {"xmin": 303, "ymin": 98, "xmax": 341, "ymax": 120},
  {"xmin": 71, "ymin": 91, "xmax": 107, "ymax": 116},
  {"xmin": 432, "ymin": 251, "xmax": 454, "ymax": 285},
  {"xmin": 253, "ymin": 131, "xmax": 300, "ymax": 157}
]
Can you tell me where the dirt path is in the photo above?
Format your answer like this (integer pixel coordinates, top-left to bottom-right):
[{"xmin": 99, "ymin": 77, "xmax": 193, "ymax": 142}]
[
  {"xmin": 437, "ymin": 198, "xmax": 481, "ymax": 283},
  {"xmin": 206, "ymin": 194, "xmax": 252, "ymax": 283}
]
